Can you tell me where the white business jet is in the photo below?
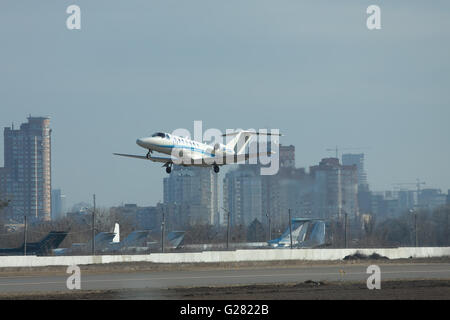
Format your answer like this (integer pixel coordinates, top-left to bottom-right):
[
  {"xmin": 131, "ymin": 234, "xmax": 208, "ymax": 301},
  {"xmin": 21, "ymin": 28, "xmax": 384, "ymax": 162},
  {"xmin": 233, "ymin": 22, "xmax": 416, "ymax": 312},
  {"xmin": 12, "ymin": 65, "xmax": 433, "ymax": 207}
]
[{"xmin": 114, "ymin": 130, "xmax": 281, "ymax": 174}]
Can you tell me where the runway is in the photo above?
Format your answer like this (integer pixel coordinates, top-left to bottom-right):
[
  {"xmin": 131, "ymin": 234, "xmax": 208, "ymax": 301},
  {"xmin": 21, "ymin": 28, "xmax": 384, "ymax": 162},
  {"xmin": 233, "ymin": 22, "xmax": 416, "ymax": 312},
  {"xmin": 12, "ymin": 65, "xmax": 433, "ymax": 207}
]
[{"xmin": 0, "ymin": 262, "xmax": 449, "ymax": 296}]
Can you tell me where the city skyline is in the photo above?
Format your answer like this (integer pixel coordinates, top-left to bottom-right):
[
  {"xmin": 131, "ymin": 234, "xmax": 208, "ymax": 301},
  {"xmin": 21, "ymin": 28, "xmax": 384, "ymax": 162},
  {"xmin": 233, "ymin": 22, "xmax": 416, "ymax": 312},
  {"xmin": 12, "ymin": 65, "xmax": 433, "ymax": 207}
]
[
  {"xmin": 1, "ymin": 116, "xmax": 449, "ymax": 210},
  {"xmin": 1, "ymin": 1, "xmax": 450, "ymax": 208},
  {"xmin": 0, "ymin": 116, "xmax": 447, "ymax": 242}
]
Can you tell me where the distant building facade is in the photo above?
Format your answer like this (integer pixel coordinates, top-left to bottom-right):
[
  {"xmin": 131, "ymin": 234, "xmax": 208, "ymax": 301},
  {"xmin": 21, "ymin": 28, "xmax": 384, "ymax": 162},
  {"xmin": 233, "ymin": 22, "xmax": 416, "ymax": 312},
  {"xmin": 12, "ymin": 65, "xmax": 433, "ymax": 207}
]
[
  {"xmin": 110, "ymin": 204, "xmax": 161, "ymax": 230},
  {"xmin": 0, "ymin": 117, "xmax": 52, "ymax": 222},
  {"xmin": 163, "ymin": 166, "xmax": 219, "ymax": 226},
  {"xmin": 342, "ymin": 153, "xmax": 367, "ymax": 187},
  {"xmin": 263, "ymin": 166, "xmax": 313, "ymax": 228},
  {"xmin": 223, "ymin": 165, "xmax": 263, "ymax": 227},
  {"xmin": 397, "ymin": 189, "xmax": 417, "ymax": 212},
  {"xmin": 223, "ymin": 148, "xmax": 359, "ymax": 229},
  {"xmin": 310, "ymin": 158, "xmax": 359, "ymax": 220},
  {"xmin": 342, "ymin": 153, "xmax": 372, "ymax": 214},
  {"xmin": 0, "ymin": 168, "xmax": 9, "ymax": 198},
  {"xmin": 279, "ymin": 145, "xmax": 295, "ymax": 169},
  {"xmin": 418, "ymin": 189, "xmax": 447, "ymax": 210},
  {"xmin": 223, "ymin": 145, "xmax": 308, "ymax": 229},
  {"xmin": 51, "ymin": 189, "xmax": 66, "ymax": 220}
]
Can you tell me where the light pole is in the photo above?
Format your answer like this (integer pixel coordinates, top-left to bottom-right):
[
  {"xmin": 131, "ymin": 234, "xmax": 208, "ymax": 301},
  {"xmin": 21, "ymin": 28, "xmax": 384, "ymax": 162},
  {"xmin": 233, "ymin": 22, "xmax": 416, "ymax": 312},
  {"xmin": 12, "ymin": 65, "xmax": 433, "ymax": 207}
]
[
  {"xmin": 288, "ymin": 208, "xmax": 293, "ymax": 249},
  {"xmin": 23, "ymin": 215, "xmax": 27, "ymax": 256},
  {"xmin": 344, "ymin": 211, "xmax": 348, "ymax": 249},
  {"xmin": 266, "ymin": 211, "xmax": 272, "ymax": 241},
  {"xmin": 92, "ymin": 194, "xmax": 96, "ymax": 256},
  {"xmin": 446, "ymin": 209, "xmax": 449, "ymax": 246},
  {"xmin": 415, "ymin": 211, "xmax": 418, "ymax": 247},
  {"xmin": 161, "ymin": 207, "xmax": 165, "ymax": 253},
  {"xmin": 410, "ymin": 209, "xmax": 418, "ymax": 247},
  {"xmin": 222, "ymin": 207, "xmax": 230, "ymax": 250}
]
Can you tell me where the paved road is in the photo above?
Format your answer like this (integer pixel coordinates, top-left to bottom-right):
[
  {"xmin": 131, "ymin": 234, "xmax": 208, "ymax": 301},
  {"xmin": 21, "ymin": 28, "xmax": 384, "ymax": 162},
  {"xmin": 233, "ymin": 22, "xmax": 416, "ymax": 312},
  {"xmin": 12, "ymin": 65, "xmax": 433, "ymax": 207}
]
[{"xmin": 0, "ymin": 263, "xmax": 449, "ymax": 295}]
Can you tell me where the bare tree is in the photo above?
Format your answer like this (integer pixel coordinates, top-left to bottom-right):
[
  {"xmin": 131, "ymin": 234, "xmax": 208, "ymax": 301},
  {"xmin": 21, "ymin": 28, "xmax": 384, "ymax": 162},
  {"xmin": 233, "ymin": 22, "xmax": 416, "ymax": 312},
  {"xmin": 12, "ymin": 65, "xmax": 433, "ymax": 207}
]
[
  {"xmin": 0, "ymin": 196, "xmax": 10, "ymax": 225},
  {"xmin": 184, "ymin": 224, "xmax": 219, "ymax": 245}
]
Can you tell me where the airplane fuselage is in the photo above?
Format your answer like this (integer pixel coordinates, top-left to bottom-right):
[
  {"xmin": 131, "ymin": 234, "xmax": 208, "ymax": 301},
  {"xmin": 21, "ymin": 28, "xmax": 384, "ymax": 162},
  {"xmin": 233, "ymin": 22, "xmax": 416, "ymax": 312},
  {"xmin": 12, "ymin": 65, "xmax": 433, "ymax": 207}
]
[
  {"xmin": 136, "ymin": 132, "xmax": 233, "ymax": 162},
  {"xmin": 115, "ymin": 129, "xmax": 280, "ymax": 174}
]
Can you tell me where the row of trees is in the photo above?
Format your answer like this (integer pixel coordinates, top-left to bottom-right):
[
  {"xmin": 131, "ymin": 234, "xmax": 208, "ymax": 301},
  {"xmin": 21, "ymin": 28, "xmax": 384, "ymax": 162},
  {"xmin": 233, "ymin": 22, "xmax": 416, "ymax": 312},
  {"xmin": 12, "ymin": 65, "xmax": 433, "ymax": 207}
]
[
  {"xmin": 182, "ymin": 221, "xmax": 273, "ymax": 245},
  {"xmin": 0, "ymin": 207, "xmax": 135, "ymax": 249},
  {"xmin": 1, "ymin": 203, "xmax": 449, "ymax": 251},
  {"xmin": 0, "ymin": 195, "xmax": 10, "ymax": 235},
  {"xmin": 182, "ymin": 206, "xmax": 450, "ymax": 248},
  {"xmin": 339, "ymin": 206, "xmax": 450, "ymax": 248}
]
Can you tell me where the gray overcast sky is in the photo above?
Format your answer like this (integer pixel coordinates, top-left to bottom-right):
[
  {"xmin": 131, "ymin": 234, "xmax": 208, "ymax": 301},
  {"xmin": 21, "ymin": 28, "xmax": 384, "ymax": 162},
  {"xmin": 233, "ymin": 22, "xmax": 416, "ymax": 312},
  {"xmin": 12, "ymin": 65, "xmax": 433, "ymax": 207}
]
[{"xmin": 1, "ymin": 1, "xmax": 449, "ymax": 208}]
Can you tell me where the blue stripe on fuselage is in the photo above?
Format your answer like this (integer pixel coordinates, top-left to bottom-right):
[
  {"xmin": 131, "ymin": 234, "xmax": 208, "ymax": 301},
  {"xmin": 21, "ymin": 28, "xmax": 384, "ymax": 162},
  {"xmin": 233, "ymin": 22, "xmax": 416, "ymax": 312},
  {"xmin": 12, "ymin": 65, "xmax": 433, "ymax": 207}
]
[{"xmin": 149, "ymin": 144, "xmax": 217, "ymax": 157}]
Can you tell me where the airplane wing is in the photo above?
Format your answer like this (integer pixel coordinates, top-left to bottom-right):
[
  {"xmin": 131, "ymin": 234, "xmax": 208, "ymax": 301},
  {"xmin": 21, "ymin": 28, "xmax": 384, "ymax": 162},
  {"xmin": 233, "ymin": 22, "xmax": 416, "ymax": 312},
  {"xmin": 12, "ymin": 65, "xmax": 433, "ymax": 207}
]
[
  {"xmin": 115, "ymin": 152, "xmax": 274, "ymax": 166},
  {"xmin": 113, "ymin": 153, "xmax": 175, "ymax": 164}
]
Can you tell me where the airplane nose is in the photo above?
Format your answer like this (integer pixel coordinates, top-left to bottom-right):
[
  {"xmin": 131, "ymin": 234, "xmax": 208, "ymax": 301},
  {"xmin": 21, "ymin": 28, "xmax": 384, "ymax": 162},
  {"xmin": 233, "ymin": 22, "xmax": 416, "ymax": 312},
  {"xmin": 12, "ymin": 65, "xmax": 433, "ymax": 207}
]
[{"xmin": 136, "ymin": 138, "xmax": 146, "ymax": 148}]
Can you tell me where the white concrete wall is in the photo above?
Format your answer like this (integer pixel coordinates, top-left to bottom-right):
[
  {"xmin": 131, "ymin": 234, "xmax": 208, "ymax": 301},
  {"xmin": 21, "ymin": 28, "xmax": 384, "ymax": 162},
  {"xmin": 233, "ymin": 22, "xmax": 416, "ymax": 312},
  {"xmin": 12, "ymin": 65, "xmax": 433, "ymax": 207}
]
[{"xmin": 0, "ymin": 247, "xmax": 449, "ymax": 268}]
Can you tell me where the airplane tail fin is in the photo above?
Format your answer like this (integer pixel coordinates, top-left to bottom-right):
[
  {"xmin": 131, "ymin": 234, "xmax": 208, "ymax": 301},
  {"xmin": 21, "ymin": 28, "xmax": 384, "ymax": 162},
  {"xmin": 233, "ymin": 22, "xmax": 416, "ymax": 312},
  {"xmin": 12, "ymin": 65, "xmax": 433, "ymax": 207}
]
[
  {"xmin": 222, "ymin": 130, "xmax": 282, "ymax": 154},
  {"xmin": 34, "ymin": 231, "xmax": 68, "ymax": 256},
  {"xmin": 112, "ymin": 222, "xmax": 120, "ymax": 243}
]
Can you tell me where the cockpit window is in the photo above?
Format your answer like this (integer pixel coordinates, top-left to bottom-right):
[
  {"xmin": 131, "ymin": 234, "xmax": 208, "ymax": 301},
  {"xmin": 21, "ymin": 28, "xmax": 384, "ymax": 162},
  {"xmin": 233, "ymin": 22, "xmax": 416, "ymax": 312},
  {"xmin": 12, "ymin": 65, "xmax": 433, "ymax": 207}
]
[{"xmin": 152, "ymin": 132, "xmax": 166, "ymax": 138}]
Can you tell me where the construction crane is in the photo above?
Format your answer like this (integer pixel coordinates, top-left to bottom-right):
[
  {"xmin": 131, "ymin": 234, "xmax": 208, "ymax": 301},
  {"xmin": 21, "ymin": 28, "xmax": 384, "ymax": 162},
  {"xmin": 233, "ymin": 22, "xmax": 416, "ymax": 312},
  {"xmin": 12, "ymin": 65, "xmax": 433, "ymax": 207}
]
[{"xmin": 325, "ymin": 146, "xmax": 370, "ymax": 159}]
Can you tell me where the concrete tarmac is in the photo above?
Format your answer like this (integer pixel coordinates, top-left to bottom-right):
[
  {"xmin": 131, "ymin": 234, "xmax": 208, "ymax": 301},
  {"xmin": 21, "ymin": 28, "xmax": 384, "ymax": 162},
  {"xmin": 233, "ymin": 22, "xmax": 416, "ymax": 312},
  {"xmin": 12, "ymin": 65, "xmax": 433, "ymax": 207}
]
[{"xmin": 0, "ymin": 262, "xmax": 449, "ymax": 296}]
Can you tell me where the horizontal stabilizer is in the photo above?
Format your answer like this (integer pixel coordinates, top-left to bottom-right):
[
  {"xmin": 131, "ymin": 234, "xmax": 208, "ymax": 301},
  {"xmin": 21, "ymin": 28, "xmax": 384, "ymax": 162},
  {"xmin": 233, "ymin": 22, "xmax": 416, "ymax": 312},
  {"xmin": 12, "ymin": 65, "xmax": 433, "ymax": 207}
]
[{"xmin": 222, "ymin": 130, "xmax": 282, "ymax": 154}]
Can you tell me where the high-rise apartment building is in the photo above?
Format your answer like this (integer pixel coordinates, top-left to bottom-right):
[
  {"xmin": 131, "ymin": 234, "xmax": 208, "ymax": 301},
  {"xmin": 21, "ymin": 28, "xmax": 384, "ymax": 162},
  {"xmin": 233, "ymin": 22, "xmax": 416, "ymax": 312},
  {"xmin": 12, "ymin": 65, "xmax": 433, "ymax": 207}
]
[
  {"xmin": 224, "ymin": 145, "xmax": 308, "ymax": 228},
  {"xmin": 279, "ymin": 145, "xmax": 295, "ymax": 169},
  {"xmin": 51, "ymin": 189, "xmax": 66, "ymax": 220},
  {"xmin": 342, "ymin": 153, "xmax": 367, "ymax": 187},
  {"xmin": 342, "ymin": 153, "xmax": 372, "ymax": 214},
  {"xmin": 163, "ymin": 166, "xmax": 219, "ymax": 226},
  {"xmin": 397, "ymin": 189, "xmax": 417, "ymax": 212},
  {"xmin": 1, "ymin": 117, "xmax": 52, "ymax": 221},
  {"xmin": 262, "ymin": 166, "xmax": 312, "ymax": 228},
  {"xmin": 418, "ymin": 189, "xmax": 447, "ymax": 210},
  {"xmin": 223, "ymin": 165, "xmax": 262, "ymax": 227},
  {"xmin": 223, "ymin": 152, "xmax": 359, "ymax": 230},
  {"xmin": 310, "ymin": 158, "xmax": 359, "ymax": 220}
]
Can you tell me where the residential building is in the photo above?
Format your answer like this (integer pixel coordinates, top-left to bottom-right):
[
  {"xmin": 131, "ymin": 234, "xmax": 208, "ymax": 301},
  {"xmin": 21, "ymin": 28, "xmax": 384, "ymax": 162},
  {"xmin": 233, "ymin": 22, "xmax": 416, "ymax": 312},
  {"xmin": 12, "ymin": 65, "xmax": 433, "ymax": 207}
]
[
  {"xmin": 310, "ymin": 158, "xmax": 359, "ymax": 220},
  {"xmin": 397, "ymin": 189, "xmax": 417, "ymax": 212},
  {"xmin": 279, "ymin": 145, "xmax": 295, "ymax": 169},
  {"xmin": 223, "ymin": 165, "xmax": 262, "ymax": 227},
  {"xmin": 51, "ymin": 189, "xmax": 66, "ymax": 220},
  {"xmin": 342, "ymin": 153, "xmax": 368, "ymax": 187},
  {"xmin": 342, "ymin": 153, "xmax": 372, "ymax": 214},
  {"xmin": 110, "ymin": 203, "xmax": 161, "ymax": 230},
  {"xmin": 418, "ymin": 189, "xmax": 447, "ymax": 210},
  {"xmin": 163, "ymin": 166, "xmax": 219, "ymax": 226},
  {"xmin": 1, "ymin": 117, "xmax": 52, "ymax": 221}
]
